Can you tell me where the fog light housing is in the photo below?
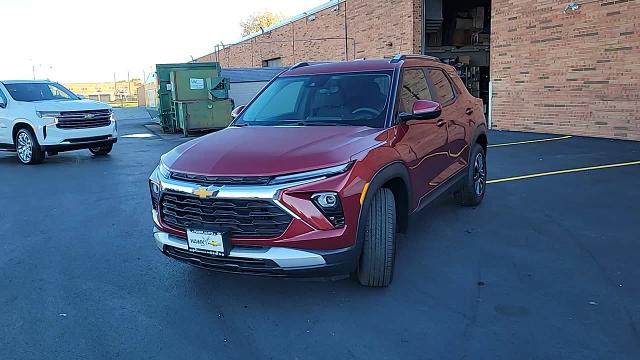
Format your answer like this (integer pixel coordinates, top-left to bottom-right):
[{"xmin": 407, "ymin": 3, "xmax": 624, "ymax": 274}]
[
  {"xmin": 312, "ymin": 192, "xmax": 345, "ymax": 228},
  {"xmin": 149, "ymin": 179, "xmax": 161, "ymax": 209}
]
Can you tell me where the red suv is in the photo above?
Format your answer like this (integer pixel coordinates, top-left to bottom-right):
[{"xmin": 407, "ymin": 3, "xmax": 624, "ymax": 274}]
[{"xmin": 149, "ymin": 55, "xmax": 487, "ymax": 287}]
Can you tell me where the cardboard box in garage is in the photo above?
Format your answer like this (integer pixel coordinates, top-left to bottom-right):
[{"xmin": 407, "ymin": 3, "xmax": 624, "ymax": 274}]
[{"xmin": 452, "ymin": 30, "xmax": 472, "ymax": 46}]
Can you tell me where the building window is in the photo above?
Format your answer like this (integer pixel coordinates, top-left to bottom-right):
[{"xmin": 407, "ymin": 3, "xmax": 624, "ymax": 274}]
[{"xmin": 262, "ymin": 57, "xmax": 283, "ymax": 68}]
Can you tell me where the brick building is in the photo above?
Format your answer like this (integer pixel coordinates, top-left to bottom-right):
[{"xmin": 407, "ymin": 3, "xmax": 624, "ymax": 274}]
[{"xmin": 196, "ymin": 0, "xmax": 639, "ymax": 140}]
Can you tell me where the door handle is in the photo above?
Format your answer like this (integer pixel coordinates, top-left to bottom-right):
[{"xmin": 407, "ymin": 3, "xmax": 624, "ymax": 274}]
[
  {"xmin": 465, "ymin": 108, "xmax": 474, "ymax": 115},
  {"xmin": 436, "ymin": 120, "xmax": 446, "ymax": 128}
]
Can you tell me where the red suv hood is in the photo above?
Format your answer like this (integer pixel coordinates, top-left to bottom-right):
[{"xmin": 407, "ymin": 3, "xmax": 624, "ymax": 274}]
[{"xmin": 163, "ymin": 126, "xmax": 386, "ymax": 176}]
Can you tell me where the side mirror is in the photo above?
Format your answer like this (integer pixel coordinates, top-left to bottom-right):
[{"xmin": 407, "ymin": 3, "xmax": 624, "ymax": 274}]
[
  {"xmin": 0, "ymin": 97, "xmax": 6, "ymax": 109},
  {"xmin": 399, "ymin": 100, "xmax": 442, "ymax": 122},
  {"xmin": 231, "ymin": 105, "xmax": 246, "ymax": 118}
]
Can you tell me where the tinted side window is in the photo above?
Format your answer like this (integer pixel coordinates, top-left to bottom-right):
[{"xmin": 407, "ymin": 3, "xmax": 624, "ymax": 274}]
[
  {"xmin": 399, "ymin": 68, "xmax": 432, "ymax": 113},
  {"xmin": 426, "ymin": 69, "xmax": 455, "ymax": 104}
]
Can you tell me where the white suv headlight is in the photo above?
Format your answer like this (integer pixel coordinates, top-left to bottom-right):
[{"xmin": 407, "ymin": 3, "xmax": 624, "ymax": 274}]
[{"xmin": 36, "ymin": 111, "xmax": 60, "ymax": 125}]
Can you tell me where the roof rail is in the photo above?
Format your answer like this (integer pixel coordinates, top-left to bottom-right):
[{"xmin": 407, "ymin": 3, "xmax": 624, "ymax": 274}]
[
  {"xmin": 289, "ymin": 62, "xmax": 310, "ymax": 70},
  {"xmin": 287, "ymin": 61, "xmax": 337, "ymax": 71},
  {"xmin": 389, "ymin": 54, "xmax": 441, "ymax": 64},
  {"xmin": 389, "ymin": 54, "xmax": 405, "ymax": 63}
]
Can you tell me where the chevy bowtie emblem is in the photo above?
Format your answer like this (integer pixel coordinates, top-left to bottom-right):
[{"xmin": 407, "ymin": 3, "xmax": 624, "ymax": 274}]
[{"xmin": 192, "ymin": 186, "xmax": 220, "ymax": 199}]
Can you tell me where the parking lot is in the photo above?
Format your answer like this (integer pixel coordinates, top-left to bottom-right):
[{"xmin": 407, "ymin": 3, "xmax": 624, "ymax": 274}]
[{"xmin": 1, "ymin": 108, "xmax": 639, "ymax": 360}]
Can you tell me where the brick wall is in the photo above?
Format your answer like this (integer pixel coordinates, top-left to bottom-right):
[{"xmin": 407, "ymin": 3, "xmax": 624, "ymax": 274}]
[
  {"xmin": 196, "ymin": 0, "xmax": 639, "ymax": 140},
  {"xmin": 195, "ymin": 0, "xmax": 420, "ymax": 67},
  {"xmin": 491, "ymin": 0, "xmax": 640, "ymax": 140}
]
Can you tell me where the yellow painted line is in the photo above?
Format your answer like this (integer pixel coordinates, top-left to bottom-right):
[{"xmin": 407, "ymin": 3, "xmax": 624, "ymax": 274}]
[
  {"xmin": 488, "ymin": 160, "xmax": 640, "ymax": 184},
  {"xmin": 489, "ymin": 135, "xmax": 573, "ymax": 148},
  {"xmin": 360, "ymin": 182, "xmax": 370, "ymax": 205}
]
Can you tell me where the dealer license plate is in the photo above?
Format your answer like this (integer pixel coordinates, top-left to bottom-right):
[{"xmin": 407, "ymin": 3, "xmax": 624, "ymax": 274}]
[{"xmin": 187, "ymin": 229, "xmax": 225, "ymax": 255}]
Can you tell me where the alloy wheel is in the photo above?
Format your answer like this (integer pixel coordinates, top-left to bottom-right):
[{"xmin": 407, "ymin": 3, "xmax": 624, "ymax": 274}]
[
  {"xmin": 16, "ymin": 131, "xmax": 33, "ymax": 163},
  {"xmin": 473, "ymin": 152, "xmax": 486, "ymax": 196}
]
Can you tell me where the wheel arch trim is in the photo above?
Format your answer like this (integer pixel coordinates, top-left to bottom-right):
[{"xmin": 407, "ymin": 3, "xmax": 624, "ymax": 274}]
[
  {"xmin": 11, "ymin": 120, "xmax": 35, "ymax": 141},
  {"xmin": 471, "ymin": 124, "xmax": 488, "ymax": 155},
  {"xmin": 356, "ymin": 162, "xmax": 411, "ymax": 248}
]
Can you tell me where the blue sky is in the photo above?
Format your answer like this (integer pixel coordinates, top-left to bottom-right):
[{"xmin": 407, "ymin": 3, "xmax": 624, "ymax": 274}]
[{"xmin": 0, "ymin": 0, "xmax": 327, "ymax": 82}]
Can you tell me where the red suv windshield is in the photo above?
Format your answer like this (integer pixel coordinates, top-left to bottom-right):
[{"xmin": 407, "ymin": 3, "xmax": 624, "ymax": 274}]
[{"xmin": 236, "ymin": 71, "xmax": 393, "ymax": 128}]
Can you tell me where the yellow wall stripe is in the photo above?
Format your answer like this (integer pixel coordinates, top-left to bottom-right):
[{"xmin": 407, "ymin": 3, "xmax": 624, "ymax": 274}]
[
  {"xmin": 488, "ymin": 160, "xmax": 640, "ymax": 184},
  {"xmin": 489, "ymin": 135, "xmax": 572, "ymax": 148}
]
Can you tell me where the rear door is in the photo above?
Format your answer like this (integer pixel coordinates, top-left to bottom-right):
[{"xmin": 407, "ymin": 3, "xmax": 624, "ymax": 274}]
[
  {"xmin": 393, "ymin": 68, "xmax": 449, "ymax": 206},
  {"xmin": 425, "ymin": 68, "xmax": 469, "ymax": 184}
]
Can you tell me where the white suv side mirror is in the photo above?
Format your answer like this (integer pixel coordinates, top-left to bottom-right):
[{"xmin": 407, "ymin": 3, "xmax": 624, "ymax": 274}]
[{"xmin": 0, "ymin": 96, "xmax": 6, "ymax": 109}]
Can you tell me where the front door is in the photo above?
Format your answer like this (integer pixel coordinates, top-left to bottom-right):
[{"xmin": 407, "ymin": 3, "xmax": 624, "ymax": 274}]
[{"xmin": 393, "ymin": 67, "xmax": 449, "ymax": 208}]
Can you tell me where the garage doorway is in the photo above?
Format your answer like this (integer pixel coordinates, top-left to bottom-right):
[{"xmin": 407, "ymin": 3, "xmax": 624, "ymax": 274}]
[{"xmin": 422, "ymin": 0, "xmax": 491, "ymax": 118}]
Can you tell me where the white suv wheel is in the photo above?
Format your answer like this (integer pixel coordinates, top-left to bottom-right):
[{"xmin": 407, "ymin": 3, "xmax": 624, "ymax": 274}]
[
  {"xmin": 15, "ymin": 129, "xmax": 44, "ymax": 165},
  {"xmin": 16, "ymin": 131, "xmax": 33, "ymax": 163}
]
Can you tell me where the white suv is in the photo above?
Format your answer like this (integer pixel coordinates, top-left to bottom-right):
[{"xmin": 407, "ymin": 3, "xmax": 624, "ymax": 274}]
[{"xmin": 0, "ymin": 80, "xmax": 117, "ymax": 165}]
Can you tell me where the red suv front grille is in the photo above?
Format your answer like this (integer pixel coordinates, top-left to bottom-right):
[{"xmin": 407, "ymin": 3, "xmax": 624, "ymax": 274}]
[{"xmin": 160, "ymin": 191, "xmax": 292, "ymax": 238}]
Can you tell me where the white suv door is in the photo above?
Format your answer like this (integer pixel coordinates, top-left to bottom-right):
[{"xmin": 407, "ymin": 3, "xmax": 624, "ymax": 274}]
[{"xmin": 0, "ymin": 87, "xmax": 10, "ymax": 144}]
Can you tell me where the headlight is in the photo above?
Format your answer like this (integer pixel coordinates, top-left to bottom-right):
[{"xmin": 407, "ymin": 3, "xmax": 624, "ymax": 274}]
[
  {"xmin": 270, "ymin": 162, "xmax": 353, "ymax": 185},
  {"xmin": 149, "ymin": 167, "xmax": 162, "ymax": 209},
  {"xmin": 158, "ymin": 157, "xmax": 172, "ymax": 179},
  {"xmin": 36, "ymin": 111, "xmax": 60, "ymax": 125},
  {"xmin": 36, "ymin": 111, "xmax": 61, "ymax": 118}
]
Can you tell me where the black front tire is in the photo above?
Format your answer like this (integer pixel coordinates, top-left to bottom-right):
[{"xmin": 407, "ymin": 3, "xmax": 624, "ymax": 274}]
[
  {"xmin": 89, "ymin": 143, "xmax": 113, "ymax": 156},
  {"xmin": 454, "ymin": 143, "xmax": 487, "ymax": 207},
  {"xmin": 357, "ymin": 187, "xmax": 396, "ymax": 287},
  {"xmin": 15, "ymin": 128, "xmax": 45, "ymax": 165}
]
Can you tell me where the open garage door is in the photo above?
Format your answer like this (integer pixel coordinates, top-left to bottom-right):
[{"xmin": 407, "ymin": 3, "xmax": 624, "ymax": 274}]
[{"xmin": 422, "ymin": 0, "xmax": 491, "ymax": 118}]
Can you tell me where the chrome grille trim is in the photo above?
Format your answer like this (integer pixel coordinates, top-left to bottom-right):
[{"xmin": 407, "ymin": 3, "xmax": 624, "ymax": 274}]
[
  {"xmin": 56, "ymin": 109, "xmax": 112, "ymax": 129},
  {"xmin": 160, "ymin": 191, "xmax": 293, "ymax": 237}
]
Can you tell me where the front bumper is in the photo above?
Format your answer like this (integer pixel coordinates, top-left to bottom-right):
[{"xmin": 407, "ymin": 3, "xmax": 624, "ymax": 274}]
[
  {"xmin": 154, "ymin": 228, "xmax": 358, "ymax": 277},
  {"xmin": 151, "ymin": 165, "xmax": 361, "ymax": 250},
  {"xmin": 37, "ymin": 120, "xmax": 117, "ymax": 148},
  {"xmin": 41, "ymin": 136, "xmax": 117, "ymax": 152}
]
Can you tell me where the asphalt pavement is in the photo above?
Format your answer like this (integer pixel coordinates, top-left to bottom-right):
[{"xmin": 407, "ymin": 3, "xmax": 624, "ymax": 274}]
[{"xmin": 1, "ymin": 108, "xmax": 639, "ymax": 359}]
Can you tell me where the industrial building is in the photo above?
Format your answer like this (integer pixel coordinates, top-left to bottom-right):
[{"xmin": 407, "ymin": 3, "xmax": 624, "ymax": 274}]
[
  {"xmin": 195, "ymin": 0, "xmax": 639, "ymax": 140},
  {"xmin": 65, "ymin": 79, "xmax": 142, "ymax": 103}
]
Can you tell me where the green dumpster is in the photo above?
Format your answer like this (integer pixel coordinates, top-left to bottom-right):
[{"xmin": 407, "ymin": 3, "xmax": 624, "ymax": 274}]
[{"xmin": 156, "ymin": 62, "xmax": 233, "ymax": 136}]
